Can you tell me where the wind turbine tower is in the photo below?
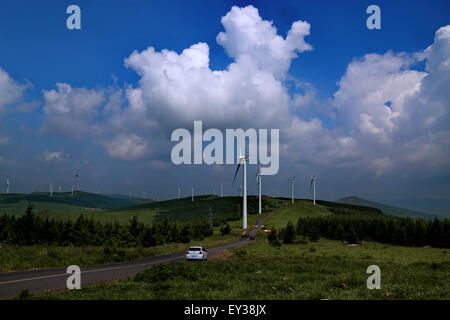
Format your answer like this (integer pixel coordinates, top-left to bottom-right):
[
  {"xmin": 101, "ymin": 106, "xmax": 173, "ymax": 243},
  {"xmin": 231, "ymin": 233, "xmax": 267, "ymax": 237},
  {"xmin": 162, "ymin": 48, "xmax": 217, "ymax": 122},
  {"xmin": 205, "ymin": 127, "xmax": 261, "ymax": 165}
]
[
  {"xmin": 232, "ymin": 148, "xmax": 248, "ymax": 229},
  {"xmin": 310, "ymin": 175, "xmax": 317, "ymax": 205},
  {"xmin": 6, "ymin": 177, "xmax": 10, "ymax": 195},
  {"xmin": 288, "ymin": 176, "xmax": 295, "ymax": 204},
  {"xmin": 178, "ymin": 187, "xmax": 181, "ymax": 199},
  {"xmin": 221, "ymin": 183, "xmax": 223, "ymax": 197},
  {"xmin": 191, "ymin": 187, "xmax": 194, "ymax": 202}
]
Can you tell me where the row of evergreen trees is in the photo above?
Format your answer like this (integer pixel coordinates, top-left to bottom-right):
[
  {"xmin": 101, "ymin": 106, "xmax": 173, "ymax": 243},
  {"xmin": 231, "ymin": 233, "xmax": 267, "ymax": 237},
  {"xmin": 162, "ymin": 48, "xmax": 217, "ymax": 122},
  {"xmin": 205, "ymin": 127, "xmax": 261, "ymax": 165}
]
[
  {"xmin": 0, "ymin": 205, "xmax": 214, "ymax": 247},
  {"xmin": 279, "ymin": 215, "xmax": 450, "ymax": 248}
]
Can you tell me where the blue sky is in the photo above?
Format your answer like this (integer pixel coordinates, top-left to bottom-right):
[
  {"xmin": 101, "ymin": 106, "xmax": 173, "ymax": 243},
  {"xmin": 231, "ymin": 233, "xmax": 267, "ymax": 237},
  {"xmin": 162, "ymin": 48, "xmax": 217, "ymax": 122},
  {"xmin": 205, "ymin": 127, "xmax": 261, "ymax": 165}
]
[{"xmin": 0, "ymin": 0, "xmax": 449, "ymax": 204}]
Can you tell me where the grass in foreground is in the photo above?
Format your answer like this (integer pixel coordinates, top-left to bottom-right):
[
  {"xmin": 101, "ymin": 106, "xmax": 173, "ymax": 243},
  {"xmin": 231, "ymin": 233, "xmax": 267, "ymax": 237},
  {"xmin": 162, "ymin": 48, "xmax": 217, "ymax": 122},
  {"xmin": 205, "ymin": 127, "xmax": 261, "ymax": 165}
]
[{"xmin": 33, "ymin": 235, "xmax": 450, "ymax": 300}]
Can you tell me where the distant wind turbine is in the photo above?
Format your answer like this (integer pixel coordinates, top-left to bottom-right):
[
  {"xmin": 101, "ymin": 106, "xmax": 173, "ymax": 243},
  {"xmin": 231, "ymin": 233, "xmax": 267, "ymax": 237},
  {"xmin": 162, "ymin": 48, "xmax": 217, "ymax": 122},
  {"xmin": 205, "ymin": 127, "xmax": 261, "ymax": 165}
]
[
  {"xmin": 6, "ymin": 177, "xmax": 10, "ymax": 195},
  {"xmin": 288, "ymin": 176, "xmax": 295, "ymax": 204},
  {"xmin": 49, "ymin": 184, "xmax": 54, "ymax": 197},
  {"xmin": 232, "ymin": 147, "xmax": 248, "ymax": 229},
  {"xmin": 191, "ymin": 187, "xmax": 194, "ymax": 202},
  {"xmin": 221, "ymin": 183, "xmax": 223, "ymax": 197},
  {"xmin": 310, "ymin": 174, "xmax": 317, "ymax": 205}
]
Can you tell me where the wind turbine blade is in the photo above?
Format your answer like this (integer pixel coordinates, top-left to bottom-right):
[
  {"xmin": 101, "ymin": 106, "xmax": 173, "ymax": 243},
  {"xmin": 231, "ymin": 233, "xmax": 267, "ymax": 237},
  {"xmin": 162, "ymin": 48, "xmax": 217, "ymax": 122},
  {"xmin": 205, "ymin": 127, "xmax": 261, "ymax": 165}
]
[{"xmin": 232, "ymin": 163, "xmax": 241, "ymax": 186}]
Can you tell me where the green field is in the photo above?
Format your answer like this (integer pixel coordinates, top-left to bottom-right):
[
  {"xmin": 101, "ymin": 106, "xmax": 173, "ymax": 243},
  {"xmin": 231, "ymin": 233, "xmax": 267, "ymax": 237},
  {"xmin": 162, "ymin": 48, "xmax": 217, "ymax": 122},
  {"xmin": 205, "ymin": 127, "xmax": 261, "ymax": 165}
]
[
  {"xmin": 30, "ymin": 201, "xmax": 450, "ymax": 300},
  {"xmin": 263, "ymin": 200, "xmax": 332, "ymax": 230},
  {"xmin": 33, "ymin": 236, "xmax": 450, "ymax": 300}
]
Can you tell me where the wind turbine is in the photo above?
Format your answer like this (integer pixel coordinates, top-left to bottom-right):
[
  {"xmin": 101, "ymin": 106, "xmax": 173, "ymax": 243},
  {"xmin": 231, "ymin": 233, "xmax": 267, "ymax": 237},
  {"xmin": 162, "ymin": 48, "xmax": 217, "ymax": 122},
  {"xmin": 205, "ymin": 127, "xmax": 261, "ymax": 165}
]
[
  {"xmin": 71, "ymin": 185, "xmax": 75, "ymax": 196},
  {"xmin": 6, "ymin": 177, "xmax": 10, "ymax": 195},
  {"xmin": 256, "ymin": 165, "xmax": 262, "ymax": 214},
  {"xmin": 178, "ymin": 187, "xmax": 181, "ymax": 199},
  {"xmin": 221, "ymin": 183, "xmax": 223, "ymax": 197},
  {"xmin": 49, "ymin": 184, "xmax": 54, "ymax": 197},
  {"xmin": 191, "ymin": 187, "xmax": 194, "ymax": 202},
  {"xmin": 232, "ymin": 148, "xmax": 248, "ymax": 229},
  {"xmin": 288, "ymin": 176, "xmax": 295, "ymax": 204},
  {"xmin": 310, "ymin": 174, "xmax": 317, "ymax": 205}
]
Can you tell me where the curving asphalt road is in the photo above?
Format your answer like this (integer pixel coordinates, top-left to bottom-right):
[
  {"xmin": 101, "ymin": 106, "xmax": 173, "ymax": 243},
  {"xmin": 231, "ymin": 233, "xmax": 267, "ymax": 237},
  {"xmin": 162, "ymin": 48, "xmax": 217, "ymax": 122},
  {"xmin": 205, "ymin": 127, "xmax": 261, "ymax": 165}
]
[{"xmin": 0, "ymin": 211, "xmax": 274, "ymax": 299}]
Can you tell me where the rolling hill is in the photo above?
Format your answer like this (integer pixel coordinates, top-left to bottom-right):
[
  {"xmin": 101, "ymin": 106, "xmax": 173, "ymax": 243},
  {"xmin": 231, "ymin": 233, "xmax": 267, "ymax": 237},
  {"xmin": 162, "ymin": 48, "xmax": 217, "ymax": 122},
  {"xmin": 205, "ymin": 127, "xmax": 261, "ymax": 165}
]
[
  {"xmin": 0, "ymin": 191, "xmax": 148, "ymax": 216},
  {"xmin": 336, "ymin": 196, "xmax": 439, "ymax": 219},
  {"xmin": 114, "ymin": 195, "xmax": 287, "ymax": 222}
]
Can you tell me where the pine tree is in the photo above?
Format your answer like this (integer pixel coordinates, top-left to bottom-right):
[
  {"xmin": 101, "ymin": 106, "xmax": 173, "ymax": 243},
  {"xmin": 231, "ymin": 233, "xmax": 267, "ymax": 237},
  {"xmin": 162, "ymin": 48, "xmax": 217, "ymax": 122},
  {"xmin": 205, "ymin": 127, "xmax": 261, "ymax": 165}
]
[{"xmin": 283, "ymin": 221, "xmax": 296, "ymax": 244}]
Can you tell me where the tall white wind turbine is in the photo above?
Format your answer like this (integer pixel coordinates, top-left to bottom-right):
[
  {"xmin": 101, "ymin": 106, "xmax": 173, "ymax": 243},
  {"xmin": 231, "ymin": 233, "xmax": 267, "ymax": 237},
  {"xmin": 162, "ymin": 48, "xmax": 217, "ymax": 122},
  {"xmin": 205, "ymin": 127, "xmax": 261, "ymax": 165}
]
[
  {"xmin": 49, "ymin": 184, "xmax": 54, "ymax": 197},
  {"xmin": 310, "ymin": 174, "xmax": 316, "ymax": 205},
  {"xmin": 256, "ymin": 165, "xmax": 262, "ymax": 214},
  {"xmin": 288, "ymin": 176, "xmax": 295, "ymax": 204},
  {"xmin": 6, "ymin": 177, "xmax": 10, "ymax": 195},
  {"xmin": 178, "ymin": 187, "xmax": 181, "ymax": 199},
  {"xmin": 232, "ymin": 148, "xmax": 248, "ymax": 229}
]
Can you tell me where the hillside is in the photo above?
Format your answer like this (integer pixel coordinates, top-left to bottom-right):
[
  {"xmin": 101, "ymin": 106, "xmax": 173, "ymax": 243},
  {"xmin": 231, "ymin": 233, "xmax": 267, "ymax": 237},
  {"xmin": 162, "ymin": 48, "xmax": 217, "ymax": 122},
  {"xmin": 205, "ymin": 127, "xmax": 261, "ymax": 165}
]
[
  {"xmin": 0, "ymin": 192, "xmax": 147, "ymax": 216},
  {"xmin": 115, "ymin": 195, "xmax": 287, "ymax": 222},
  {"xmin": 336, "ymin": 196, "xmax": 438, "ymax": 219}
]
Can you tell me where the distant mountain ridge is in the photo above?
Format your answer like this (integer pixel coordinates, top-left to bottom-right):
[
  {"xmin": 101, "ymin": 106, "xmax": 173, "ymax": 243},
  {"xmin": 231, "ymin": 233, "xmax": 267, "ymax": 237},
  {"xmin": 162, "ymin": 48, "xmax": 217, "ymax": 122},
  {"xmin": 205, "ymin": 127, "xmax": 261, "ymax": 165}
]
[{"xmin": 337, "ymin": 196, "xmax": 440, "ymax": 219}]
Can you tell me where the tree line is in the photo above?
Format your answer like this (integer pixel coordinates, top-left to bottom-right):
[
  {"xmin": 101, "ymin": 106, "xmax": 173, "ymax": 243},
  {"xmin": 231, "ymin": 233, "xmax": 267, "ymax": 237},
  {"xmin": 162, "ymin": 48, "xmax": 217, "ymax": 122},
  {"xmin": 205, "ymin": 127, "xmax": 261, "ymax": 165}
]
[
  {"xmin": 277, "ymin": 215, "xmax": 450, "ymax": 248},
  {"xmin": 0, "ymin": 205, "xmax": 215, "ymax": 247}
]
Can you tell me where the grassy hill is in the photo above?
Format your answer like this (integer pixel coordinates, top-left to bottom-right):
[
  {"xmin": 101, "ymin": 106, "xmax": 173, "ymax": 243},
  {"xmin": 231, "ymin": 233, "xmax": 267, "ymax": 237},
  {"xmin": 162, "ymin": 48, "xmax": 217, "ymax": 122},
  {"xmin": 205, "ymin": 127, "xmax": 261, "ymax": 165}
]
[
  {"xmin": 336, "ymin": 196, "xmax": 438, "ymax": 219},
  {"xmin": 0, "ymin": 193, "xmax": 287, "ymax": 225},
  {"xmin": 114, "ymin": 195, "xmax": 287, "ymax": 222},
  {"xmin": 0, "ymin": 192, "xmax": 147, "ymax": 216}
]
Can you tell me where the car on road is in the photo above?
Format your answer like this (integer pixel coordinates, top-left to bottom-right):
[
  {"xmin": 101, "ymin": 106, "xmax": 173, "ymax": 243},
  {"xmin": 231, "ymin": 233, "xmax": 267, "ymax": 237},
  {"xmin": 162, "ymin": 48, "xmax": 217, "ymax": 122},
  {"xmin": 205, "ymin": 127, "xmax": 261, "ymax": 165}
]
[{"xmin": 186, "ymin": 246, "xmax": 208, "ymax": 261}]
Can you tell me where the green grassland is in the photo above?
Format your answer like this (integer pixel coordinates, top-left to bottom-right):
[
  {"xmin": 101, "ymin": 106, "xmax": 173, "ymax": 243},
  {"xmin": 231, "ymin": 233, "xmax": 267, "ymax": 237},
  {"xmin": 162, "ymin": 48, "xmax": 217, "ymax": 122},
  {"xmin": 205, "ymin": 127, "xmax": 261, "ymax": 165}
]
[
  {"xmin": 31, "ymin": 201, "xmax": 450, "ymax": 300},
  {"xmin": 263, "ymin": 200, "xmax": 332, "ymax": 229},
  {"xmin": 34, "ymin": 236, "xmax": 449, "ymax": 300}
]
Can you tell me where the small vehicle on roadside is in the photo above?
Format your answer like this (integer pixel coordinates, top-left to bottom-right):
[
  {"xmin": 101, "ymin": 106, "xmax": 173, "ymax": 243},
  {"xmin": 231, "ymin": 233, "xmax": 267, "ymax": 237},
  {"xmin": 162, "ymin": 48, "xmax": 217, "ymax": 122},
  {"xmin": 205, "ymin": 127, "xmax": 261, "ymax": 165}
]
[{"xmin": 186, "ymin": 246, "xmax": 208, "ymax": 261}]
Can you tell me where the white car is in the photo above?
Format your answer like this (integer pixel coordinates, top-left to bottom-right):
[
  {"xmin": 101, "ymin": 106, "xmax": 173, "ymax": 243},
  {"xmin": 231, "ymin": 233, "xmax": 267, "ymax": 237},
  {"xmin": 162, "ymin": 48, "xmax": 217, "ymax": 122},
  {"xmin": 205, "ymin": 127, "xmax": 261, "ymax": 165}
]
[{"xmin": 186, "ymin": 246, "xmax": 208, "ymax": 261}]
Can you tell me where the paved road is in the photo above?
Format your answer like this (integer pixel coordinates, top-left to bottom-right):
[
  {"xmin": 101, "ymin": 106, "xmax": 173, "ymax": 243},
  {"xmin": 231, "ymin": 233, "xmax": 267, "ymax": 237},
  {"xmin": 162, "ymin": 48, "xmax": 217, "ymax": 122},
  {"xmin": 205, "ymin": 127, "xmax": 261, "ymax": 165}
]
[{"xmin": 0, "ymin": 211, "xmax": 274, "ymax": 299}]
